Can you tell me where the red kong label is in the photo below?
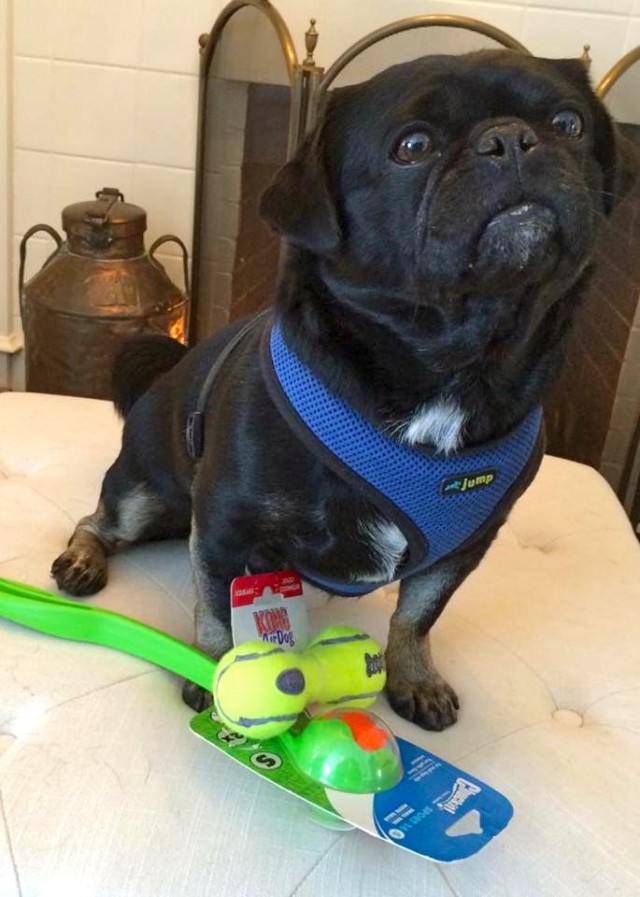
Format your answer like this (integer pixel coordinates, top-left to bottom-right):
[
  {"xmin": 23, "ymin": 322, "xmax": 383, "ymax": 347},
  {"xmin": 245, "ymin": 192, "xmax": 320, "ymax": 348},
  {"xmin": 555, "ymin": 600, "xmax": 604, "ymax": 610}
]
[
  {"xmin": 231, "ymin": 571, "xmax": 309, "ymax": 652},
  {"xmin": 253, "ymin": 606, "xmax": 294, "ymax": 647},
  {"xmin": 231, "ymin": 572, "xmax": 304, "ymax": 606}
]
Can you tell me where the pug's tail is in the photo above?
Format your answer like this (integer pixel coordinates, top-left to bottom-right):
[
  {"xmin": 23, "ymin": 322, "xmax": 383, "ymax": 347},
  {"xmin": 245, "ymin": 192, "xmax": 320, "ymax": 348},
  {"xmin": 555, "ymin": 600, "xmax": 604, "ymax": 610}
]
[{"xmin": 111, "ymin": 334, "xmax": 188, "ymax": 418}]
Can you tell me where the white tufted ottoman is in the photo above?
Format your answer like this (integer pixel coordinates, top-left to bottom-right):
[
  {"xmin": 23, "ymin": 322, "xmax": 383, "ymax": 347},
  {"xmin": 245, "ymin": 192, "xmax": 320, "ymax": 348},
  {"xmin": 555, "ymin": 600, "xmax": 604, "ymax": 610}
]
[{"xmin": 1, "ymin": 390, "xmax": 639, "ymax": 897}]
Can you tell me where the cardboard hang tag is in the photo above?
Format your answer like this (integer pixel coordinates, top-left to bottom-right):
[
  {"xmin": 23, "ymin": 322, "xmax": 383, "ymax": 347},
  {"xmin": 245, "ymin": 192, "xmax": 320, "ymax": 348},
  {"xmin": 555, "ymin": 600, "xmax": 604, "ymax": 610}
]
[
  {"xmin": 231, "ymin": 571, "xmax": 310, "ymax": 652},
  {"xmin": 191, "ymin": 709, "xmax": 514, "ymax": 862}
]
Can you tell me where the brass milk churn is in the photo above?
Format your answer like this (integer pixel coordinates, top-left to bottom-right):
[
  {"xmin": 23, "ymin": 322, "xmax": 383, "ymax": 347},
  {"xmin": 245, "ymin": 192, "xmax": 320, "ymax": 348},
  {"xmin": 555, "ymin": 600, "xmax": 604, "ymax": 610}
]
[{"xmin": 19, "ymin": 187, "xmax": 189, "ymax": 399}]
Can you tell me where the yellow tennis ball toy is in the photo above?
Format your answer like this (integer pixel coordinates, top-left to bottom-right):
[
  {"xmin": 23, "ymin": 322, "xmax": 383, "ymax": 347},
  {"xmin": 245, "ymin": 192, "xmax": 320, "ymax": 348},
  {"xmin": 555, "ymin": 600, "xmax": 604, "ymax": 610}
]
[{"xmin": 213, "ymin": 625, "xmax": 386, "ymax": 739}]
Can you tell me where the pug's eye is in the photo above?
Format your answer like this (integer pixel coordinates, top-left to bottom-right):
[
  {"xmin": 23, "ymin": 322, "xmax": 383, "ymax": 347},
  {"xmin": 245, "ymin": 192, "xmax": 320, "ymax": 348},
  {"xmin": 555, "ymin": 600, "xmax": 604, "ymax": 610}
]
[
  {"xmin": 392, "ymin": 130, "xmax": 433, "ymax": 164},
  {"xmin": 550, "ymin": 110, "xmax": 583, "ymax": 138}
]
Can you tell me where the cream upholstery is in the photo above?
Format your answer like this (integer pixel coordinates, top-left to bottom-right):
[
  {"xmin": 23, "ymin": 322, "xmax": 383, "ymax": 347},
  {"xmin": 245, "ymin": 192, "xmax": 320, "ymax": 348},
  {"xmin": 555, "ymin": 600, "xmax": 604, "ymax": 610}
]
[{"xmin": 1, "ymin": 390, "xmax": 639, "ymax": 897}]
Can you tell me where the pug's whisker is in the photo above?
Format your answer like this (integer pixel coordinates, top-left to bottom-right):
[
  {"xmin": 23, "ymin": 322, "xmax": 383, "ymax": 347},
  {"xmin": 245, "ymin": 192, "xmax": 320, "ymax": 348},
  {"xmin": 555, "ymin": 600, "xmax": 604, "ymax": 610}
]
[{"xmin": 598, "ymin": 189, "xmax": 629, "ymax": 201}]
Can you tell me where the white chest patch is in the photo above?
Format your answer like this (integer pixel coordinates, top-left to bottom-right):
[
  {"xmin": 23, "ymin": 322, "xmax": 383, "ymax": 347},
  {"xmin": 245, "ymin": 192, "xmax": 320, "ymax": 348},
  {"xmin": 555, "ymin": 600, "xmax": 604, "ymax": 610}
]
[
  {"xmin": 401, "ymin": 398, "xmax": 467, "ymax": 455},
  {"xmin": 356, "ymin": 518, "xmax": 408, "ymax": 583}
]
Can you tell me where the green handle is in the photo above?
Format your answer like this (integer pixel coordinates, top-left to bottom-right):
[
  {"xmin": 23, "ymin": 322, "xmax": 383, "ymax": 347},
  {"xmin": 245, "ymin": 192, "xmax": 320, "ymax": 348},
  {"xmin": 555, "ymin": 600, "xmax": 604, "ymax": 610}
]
[{"xmin": 0, "ymin": 576, "xmax": 216, "ymax": 691}]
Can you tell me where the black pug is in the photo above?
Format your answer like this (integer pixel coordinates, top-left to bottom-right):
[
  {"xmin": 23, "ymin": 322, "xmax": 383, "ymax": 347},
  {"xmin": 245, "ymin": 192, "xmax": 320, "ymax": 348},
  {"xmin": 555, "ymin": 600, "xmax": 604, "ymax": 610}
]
[{"xmin": 52, "ymin": 50, "xmax": 620, "ymax": 730}]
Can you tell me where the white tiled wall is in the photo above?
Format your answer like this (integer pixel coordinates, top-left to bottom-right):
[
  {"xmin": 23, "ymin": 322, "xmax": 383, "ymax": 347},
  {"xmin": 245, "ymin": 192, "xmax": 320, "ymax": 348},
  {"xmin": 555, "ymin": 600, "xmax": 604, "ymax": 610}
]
[
  {"xmin": 4, "ymin": 0, "xmax": 640, "ymax": 391},
  {"xmin": 7, "ymin": 0, "xmax": 221, "ymax": 389}
]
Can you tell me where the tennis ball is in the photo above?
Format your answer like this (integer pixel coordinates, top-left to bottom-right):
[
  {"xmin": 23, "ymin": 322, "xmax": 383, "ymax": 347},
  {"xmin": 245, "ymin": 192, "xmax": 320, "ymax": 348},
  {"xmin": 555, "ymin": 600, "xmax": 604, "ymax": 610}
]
[
  {"xmin": 213, "ymin": 641, "xmax": 308, "ymax": 739},
  {"xmin": 307, "ymin": 625, "xmax": 386, "ymax": 709},
  {"xmin": 212, "ymin": 627, "xmax": 386, "ymax": 740}
]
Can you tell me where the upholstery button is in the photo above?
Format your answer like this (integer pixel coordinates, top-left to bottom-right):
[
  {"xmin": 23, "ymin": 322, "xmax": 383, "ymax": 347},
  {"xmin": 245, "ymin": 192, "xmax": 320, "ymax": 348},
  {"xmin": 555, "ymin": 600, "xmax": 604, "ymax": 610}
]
[{"xmin": 553, "ymin": 709, "xmax": 583, "ymax": 727}]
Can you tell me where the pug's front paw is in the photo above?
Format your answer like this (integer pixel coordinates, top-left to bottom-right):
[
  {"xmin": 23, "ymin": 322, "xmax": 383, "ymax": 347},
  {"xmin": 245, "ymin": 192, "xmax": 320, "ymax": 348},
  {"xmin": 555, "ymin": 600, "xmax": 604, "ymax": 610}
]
[
  {"xmin": 386, "ymin": 672, "xmax": 459, "ymax": 731},
  {"xmin": 51, "ymin": 547, "xmax": 108, "ymax": 597}
]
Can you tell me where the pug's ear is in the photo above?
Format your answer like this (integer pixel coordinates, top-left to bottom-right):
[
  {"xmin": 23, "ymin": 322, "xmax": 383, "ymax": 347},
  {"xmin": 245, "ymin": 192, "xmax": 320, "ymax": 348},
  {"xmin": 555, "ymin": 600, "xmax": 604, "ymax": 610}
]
[
  {"xmin": 545, "ymin": 57, "xmax": 594, "ymax": 92},
  {"xmin": 259, "ymin": 127, "xmax": 341, "ymax": 255}
]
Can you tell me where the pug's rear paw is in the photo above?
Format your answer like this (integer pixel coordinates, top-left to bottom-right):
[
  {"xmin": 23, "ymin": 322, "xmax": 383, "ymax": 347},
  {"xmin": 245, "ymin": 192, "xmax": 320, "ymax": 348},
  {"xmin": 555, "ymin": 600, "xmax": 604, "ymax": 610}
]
[
  {"xmin": 182, "ymin": 680, "xmax": 213, "ymax": 713},
  {"xmin": 386, "ymin": 673, "xmax": 459, "ymax": 731}
]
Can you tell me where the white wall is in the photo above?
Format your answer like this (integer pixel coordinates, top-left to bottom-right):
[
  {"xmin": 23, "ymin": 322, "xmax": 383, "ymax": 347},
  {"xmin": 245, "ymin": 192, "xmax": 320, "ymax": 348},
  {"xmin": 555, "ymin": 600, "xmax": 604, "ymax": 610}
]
[
  {"xmin": 8, "ymin": 0, "xmax": 217, "ymax": 388},
  {"xmin": 4, "ymin": 0, "xmax": 640, "ymax": 389}
]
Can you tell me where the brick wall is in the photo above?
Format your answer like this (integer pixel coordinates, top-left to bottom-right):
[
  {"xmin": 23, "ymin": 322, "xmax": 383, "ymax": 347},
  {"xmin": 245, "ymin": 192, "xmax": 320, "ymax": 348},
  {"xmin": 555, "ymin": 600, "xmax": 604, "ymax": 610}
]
[
  {"xmin": 545, "ymin": 162, "xmax": 640, "ymax": 492},
  {"xmin": 192, "ymin": 80, "xmax": 289, "ymax": 339},
  {"xmin": 229, "ymin": 83, "xmax": 289, "ymax": 322},
  {"xmin": 196, "ymin": 78, "xmax": 248, "ymax": 338}
]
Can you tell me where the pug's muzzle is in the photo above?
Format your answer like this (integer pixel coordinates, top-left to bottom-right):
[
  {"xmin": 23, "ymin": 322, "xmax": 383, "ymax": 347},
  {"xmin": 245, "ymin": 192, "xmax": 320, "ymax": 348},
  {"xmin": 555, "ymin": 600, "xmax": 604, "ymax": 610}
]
[
  {"xmin": 472, "ymin": 120, "xmax": 559, "ymax": 274},
  {"xmin": 423, "ymin": 116, "xmax": 592, "ymax": 292}
]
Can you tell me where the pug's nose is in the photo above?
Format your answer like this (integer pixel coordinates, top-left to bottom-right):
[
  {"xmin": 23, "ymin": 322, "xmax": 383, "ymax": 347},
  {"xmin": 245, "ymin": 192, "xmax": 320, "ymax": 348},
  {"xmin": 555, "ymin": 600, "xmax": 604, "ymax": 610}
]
[{"xmin": 475, "ymin": 121, "xmax": 539, "ymax": 158}]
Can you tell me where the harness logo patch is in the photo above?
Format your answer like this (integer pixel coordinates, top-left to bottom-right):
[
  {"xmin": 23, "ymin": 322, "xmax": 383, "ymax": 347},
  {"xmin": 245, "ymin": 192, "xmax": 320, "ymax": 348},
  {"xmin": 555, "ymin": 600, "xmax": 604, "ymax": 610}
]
[{"xmin": 440, "ymin": 469, "xmax": 497, "ymax": 496}]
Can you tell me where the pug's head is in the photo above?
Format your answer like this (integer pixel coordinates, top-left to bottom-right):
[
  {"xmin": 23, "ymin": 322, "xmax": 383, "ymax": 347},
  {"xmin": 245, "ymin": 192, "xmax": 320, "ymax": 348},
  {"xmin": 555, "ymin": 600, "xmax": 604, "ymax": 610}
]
[{"xmin": 261, "ymin": 51, "xmax": 618, "ymax": 317}]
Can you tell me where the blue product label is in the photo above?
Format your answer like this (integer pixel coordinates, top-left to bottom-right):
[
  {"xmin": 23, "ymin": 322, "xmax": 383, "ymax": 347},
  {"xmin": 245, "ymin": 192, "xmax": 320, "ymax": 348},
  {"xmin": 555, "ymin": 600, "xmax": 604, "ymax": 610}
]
[{"xmin": 373, "ymin": 737, "xmax": 513, "ymax": 862}]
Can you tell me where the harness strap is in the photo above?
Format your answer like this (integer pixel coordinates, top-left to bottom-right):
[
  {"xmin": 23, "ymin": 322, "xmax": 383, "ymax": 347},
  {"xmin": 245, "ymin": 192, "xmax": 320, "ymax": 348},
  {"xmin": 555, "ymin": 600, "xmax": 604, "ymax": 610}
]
[{"xmin": 186, "ymin": 310, "xmax": 271, "ymax": 459}]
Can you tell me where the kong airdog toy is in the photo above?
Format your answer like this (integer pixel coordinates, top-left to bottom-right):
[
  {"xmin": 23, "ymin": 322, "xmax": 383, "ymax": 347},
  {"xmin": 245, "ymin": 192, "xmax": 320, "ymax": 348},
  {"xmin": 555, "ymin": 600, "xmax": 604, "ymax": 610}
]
[
  {"xmin": 0, "ymin": 576, "xmax": 514, "ymax": 862},
  {"xmin": 213, "ymin": 626, "xmax": 386, "ymax": 739}
]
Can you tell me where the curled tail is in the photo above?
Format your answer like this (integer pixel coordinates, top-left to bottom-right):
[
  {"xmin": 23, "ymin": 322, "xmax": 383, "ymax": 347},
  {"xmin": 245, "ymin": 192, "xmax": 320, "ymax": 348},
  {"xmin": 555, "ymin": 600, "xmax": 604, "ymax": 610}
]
[{"xmin": 112, "ymin": 334, "xmax": 188, "ymax": 418}]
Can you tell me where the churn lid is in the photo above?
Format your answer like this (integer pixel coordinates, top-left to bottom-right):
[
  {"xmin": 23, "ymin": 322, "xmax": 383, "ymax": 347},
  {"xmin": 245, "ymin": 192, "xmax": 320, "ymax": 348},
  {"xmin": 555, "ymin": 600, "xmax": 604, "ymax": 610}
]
[{"xmin": 62, "ymin": 187, "xmax": 147, "ymax": 258}]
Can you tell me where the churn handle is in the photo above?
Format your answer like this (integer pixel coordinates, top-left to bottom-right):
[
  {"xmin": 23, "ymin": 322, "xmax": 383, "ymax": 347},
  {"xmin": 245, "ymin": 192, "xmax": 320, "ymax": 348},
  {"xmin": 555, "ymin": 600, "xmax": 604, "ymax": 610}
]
[
  {"xmin": 18, "ymin": 224, "xmax": 63, "ymax": 318},
  {"xmin": 148, "ymin": 235, "xmax": 190, "ymax": 299}
]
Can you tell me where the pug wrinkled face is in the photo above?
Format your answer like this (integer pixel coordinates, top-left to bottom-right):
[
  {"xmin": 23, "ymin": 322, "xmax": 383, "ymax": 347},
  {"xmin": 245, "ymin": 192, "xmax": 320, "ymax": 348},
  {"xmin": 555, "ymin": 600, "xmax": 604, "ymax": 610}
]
[
  {"xmin": 262, "ymin": 51, "xmax": 616, "ymax": 305},
  {"xmin": 334, "ymin": 53, "xmax": 614, "ymax": 294}
]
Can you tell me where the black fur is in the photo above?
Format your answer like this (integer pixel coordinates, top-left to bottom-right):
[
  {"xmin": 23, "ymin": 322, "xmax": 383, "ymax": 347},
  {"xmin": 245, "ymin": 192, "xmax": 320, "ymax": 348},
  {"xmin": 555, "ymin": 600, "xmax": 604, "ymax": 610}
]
[
  {"xmin": 53, "ymin": 51, "xmax": 623, "ymax": 730},
  {"xmin": 111, "ymin": 334, "xmax": 188, "ymax": 418}
]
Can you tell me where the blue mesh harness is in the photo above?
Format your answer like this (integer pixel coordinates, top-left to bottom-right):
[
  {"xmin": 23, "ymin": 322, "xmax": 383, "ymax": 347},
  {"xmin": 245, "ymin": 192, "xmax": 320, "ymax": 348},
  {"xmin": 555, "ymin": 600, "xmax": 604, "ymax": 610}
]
[{"xmin": 262, "ymin": 320, "xmax": 544, "ymax": 596}]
